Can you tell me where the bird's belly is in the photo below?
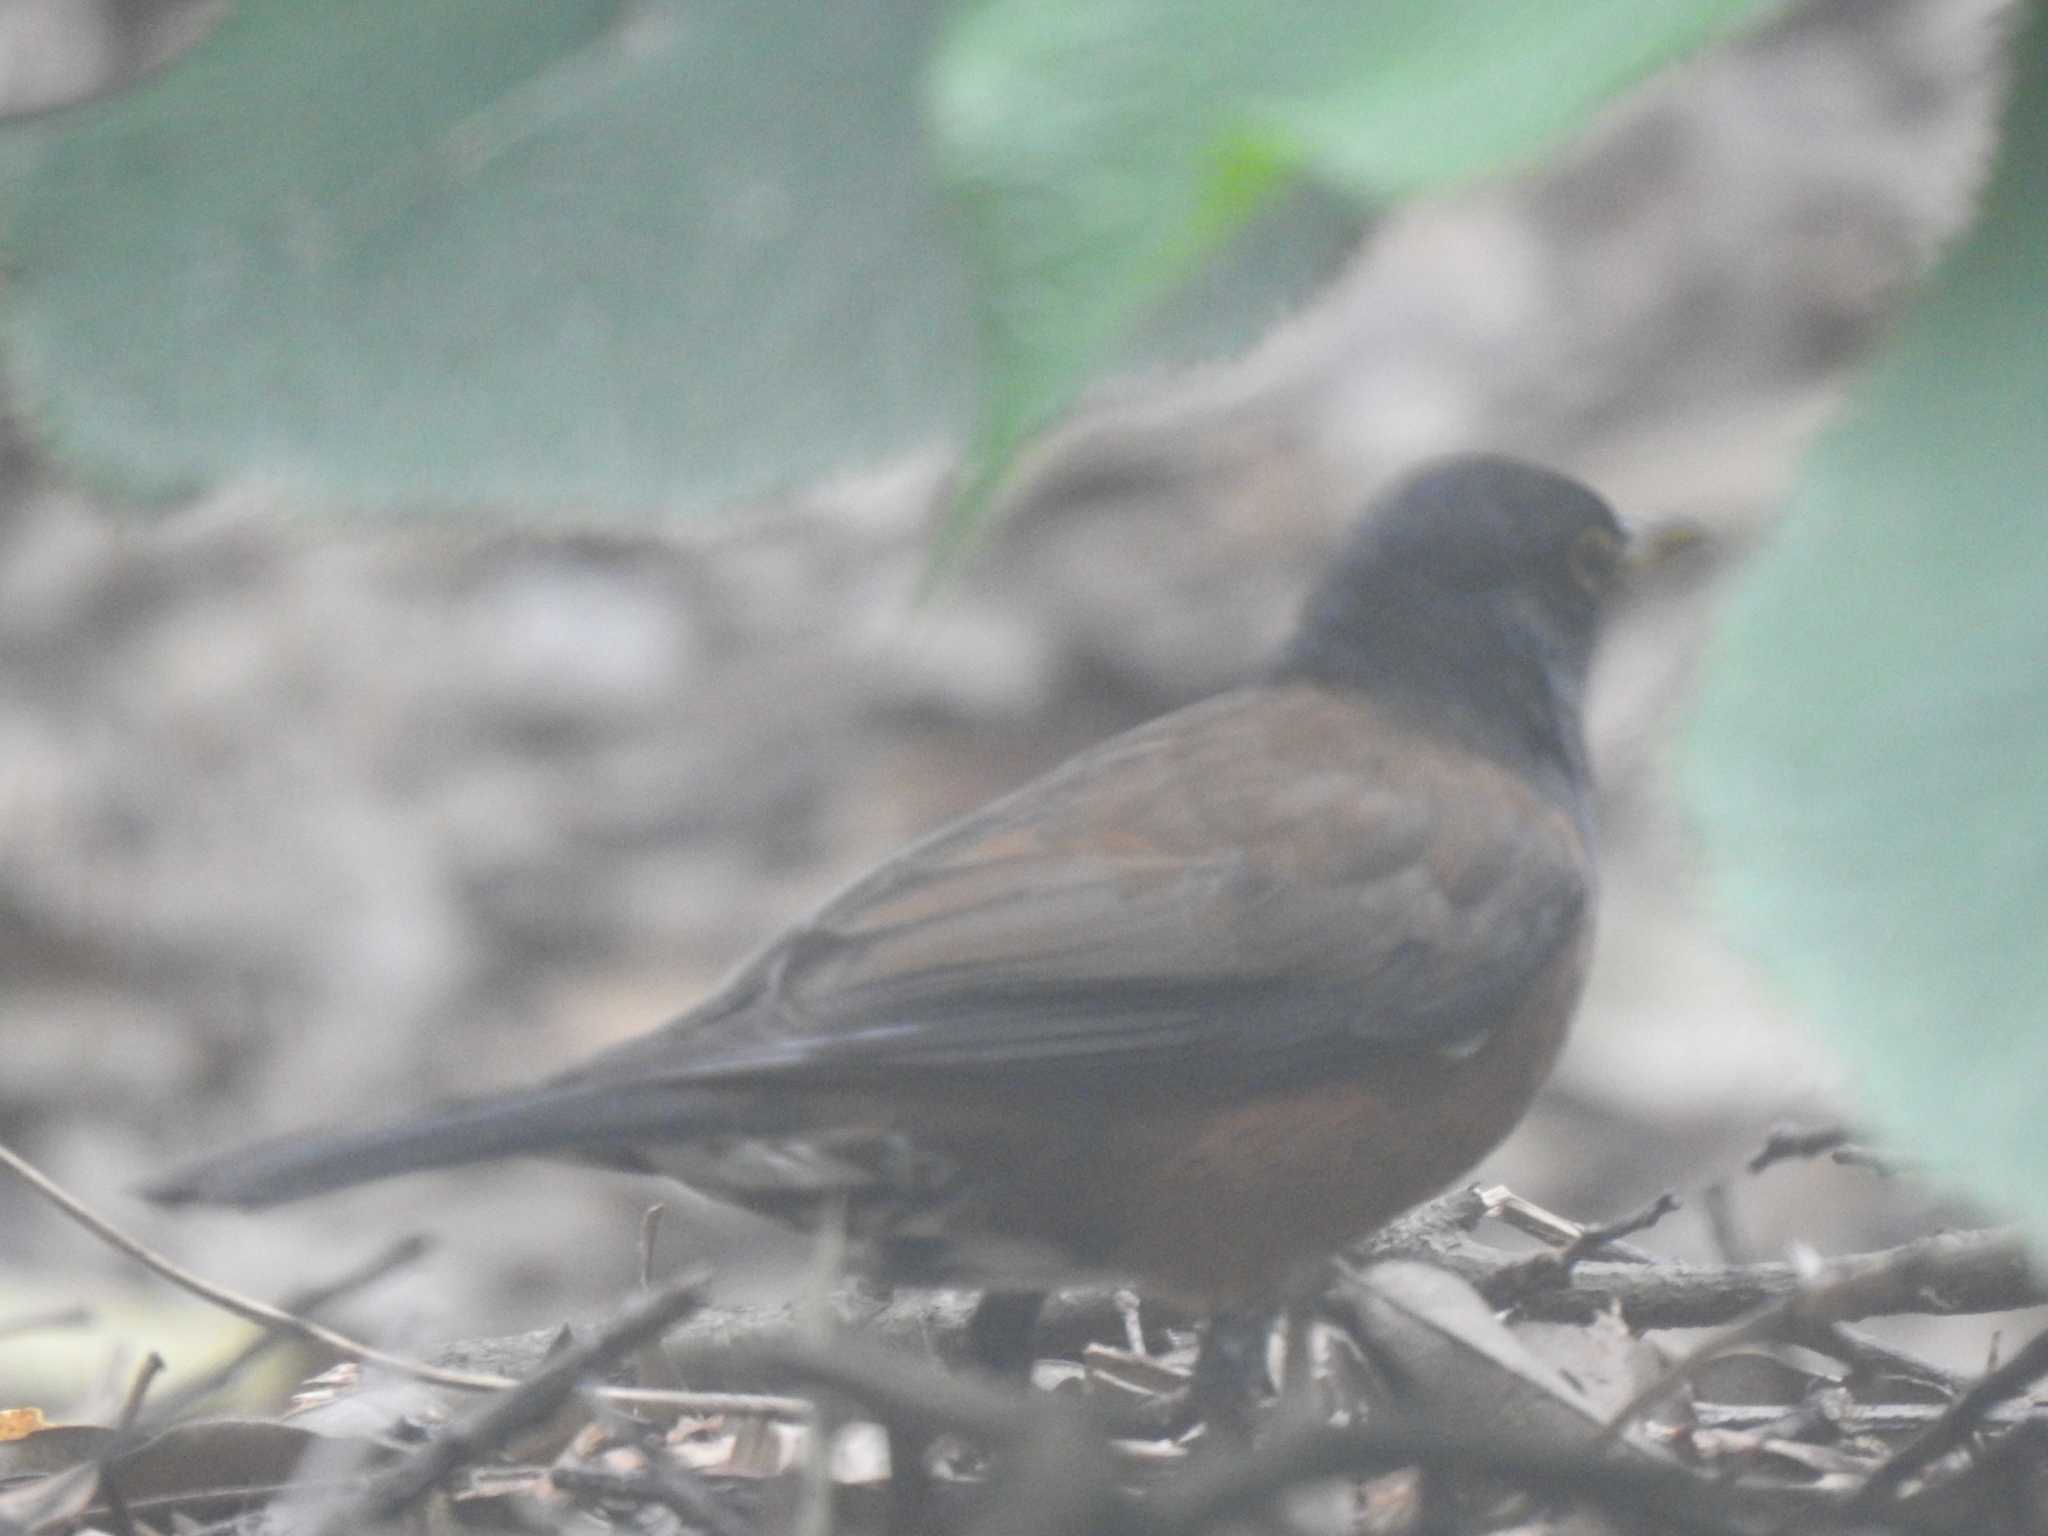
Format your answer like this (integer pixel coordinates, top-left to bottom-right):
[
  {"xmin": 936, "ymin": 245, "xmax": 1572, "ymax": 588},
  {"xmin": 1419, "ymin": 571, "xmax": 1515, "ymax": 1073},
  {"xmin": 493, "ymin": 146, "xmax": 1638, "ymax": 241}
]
[{"xmin": 962, "ymin": 937, "xmax": 1587, "ymax": 1306}]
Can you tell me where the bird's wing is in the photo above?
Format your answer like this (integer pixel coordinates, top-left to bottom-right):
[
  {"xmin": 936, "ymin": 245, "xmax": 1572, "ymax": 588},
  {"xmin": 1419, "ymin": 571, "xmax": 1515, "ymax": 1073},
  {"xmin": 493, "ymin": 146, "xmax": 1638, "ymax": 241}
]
[{"xmin": 602, "ymin": 683, "xmax": 1592, "ymax": 1088}]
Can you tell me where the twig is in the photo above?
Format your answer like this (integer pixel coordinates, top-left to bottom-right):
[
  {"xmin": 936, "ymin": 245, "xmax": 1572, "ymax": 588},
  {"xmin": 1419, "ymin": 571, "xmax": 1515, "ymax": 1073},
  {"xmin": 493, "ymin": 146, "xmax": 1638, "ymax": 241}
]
[
  {"xmin": 158, "ymin": 1233, "xmax": 433, "ymax": 1422},
  {"xmin": 316, "ymin": 1266, "xmax": 711, "ymax": 1535},
  {"xmin": 1356, "ymin": 1187, "xmax": 2036, "ymax": 1328},
  {"xmin": 1596, "ymin": 1232, "xmax": 2039, "ymax": 1441},
  {"xmin": 1786, "ymin": 1318, "xmax": 1964, "ymax": 1398},
  {"xmin": 2, "ymin": 1142, "xmax": 803, "ymax": 1424},
  {"xmin": 0, "ymin": 1141, "xmax": 518, "ymax": 1394},
  {"xmin": 1831, "ymin": 1144, "xmax": 1903, "ymax": 1177},
  {"xmin": 1137, "ymin": 1416, "xmax": 1769, "ymax": 1536},
  {"xmin": 1938, "ymin": 1417, "xmax": 2048, "ymax": 1523},
  {"xmin": 1845, "ymin": 1322, "xmax": 2048, "ymax": 1514},
  {"xmin": 1486, "ymin": 1192, "xmax": 1681, "ymax": 1310},
  {"xmin": 97, "ymin": 1355, "xmax": 162, "ymax": 1536},
  {"xmin": 639, "ymin": 1203, "xmax": 667, "ymax": 1289},
  {"xmin": 0, "ymin": 1304, "xmax": 93, "ymax": 1341},
  {"xmin": 67, "ymin": 1477, "xmax": 370, "ymax": 1531},
  {"xmin": 597, "ymin": 1386, "xmax": 814, "ymax": 1417},
  {"xmin": 552, "ymin": 1456, "xmax": 753, "ymax": 1536},
  {"xmin": 1749, "ymin": 1123, "xmax": 1851, "ymax": 1174},
  {"xmin": 114, "ymin": 1353, "xmax": 164, "ymax": 1429},
  {"xmin": 1700, "ymin": 1181, "xmax": 1748, "ymax": 1264},
  {"xmin": 1561, "ymin": 1193, "xmax": 1682, "ymax": 1264},
  {"xmin": 1475, "ymin": 1185, "xmax": 1666, "ymax": 1266},
  {"xmin": 93, "ymin": 1476, "xmax": 139, "ymax": 1536},
  {"xmin": 1458, "ymin": 1225, "xmax": 2038, "ymax": 1330},
  {"xmin": 1684, "ymin": 1398, "xmax": 2038, "ymax": 1435}
]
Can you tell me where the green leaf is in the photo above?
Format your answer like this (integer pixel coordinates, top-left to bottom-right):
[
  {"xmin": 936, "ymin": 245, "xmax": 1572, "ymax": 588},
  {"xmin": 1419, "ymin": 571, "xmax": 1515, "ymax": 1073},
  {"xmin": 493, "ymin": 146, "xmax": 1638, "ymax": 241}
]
[
  {"xmin": 3, "ymin": 0, "xmax": 1785, "ymax": 543},
  {"xmin": 0, "ymin": 0, "xmax": 1363, "ymax": 526},
  {"xmin": 1685, "ymin": 9, "xmax": 2048, "ymax": 1228},
  {"xmin": 1, "ymin": 0, "xmax": 977, "ymax": 514},
  {"xmin": 929, "ymin": 0, "xmax": 1784, "ymax": 560}
]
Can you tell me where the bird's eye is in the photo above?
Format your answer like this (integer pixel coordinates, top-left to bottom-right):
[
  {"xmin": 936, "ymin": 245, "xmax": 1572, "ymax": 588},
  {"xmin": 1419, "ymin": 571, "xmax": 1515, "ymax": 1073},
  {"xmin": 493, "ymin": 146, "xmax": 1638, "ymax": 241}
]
[{"xmin": 1567, "ymin": 526, "xmax": 1624, "ymax": 595}]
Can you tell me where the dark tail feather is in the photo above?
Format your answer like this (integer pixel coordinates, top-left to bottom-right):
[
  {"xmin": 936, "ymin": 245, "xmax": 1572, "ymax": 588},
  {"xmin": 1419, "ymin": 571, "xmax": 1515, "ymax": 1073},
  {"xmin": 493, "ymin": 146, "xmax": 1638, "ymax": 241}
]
[{"xmin": 144, "ymin": 1080, "xmax": 734, "ymax": 1208}]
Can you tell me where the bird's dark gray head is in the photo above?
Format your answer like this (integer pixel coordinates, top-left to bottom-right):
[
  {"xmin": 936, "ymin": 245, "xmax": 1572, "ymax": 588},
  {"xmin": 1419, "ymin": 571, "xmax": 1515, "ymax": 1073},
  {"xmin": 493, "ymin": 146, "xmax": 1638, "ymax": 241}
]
[{"xmin": 1276, "ymin": 453, "xmax": 1626, "ymax": 800}]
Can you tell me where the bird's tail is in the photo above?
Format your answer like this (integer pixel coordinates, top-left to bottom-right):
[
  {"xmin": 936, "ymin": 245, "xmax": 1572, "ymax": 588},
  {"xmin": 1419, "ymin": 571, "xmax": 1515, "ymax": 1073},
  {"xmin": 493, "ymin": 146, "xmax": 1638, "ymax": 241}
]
[{"xmin": 144, "ymin": 1078, "xmax": 738, "ymax": 1209}]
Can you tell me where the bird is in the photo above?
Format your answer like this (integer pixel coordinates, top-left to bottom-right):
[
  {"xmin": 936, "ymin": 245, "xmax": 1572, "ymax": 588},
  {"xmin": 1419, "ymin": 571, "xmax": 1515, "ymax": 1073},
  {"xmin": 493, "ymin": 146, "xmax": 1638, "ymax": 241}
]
[{"xmin": 149, "ymin": 453, "xmax": 1630, "ymax": 1338}]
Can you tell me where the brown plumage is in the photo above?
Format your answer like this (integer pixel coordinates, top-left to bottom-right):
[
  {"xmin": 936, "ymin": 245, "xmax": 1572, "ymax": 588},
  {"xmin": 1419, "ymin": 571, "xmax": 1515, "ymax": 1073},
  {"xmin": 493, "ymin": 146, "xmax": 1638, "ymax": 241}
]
[{"xmin": 150, "ymin": 453, "xmax": 1624, "ymax": 1309}]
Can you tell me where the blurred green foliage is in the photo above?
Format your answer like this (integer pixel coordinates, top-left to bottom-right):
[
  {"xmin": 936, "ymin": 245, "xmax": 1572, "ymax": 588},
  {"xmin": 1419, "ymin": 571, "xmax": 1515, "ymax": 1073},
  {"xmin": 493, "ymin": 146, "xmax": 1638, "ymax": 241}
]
[
  {"xmin": 1687, "ymin": 6, "xmax": 2048, "ymax": 1237},
  {"xmin": 1, "ymin": 0, "xmax": 1772, "ymax": 531}
]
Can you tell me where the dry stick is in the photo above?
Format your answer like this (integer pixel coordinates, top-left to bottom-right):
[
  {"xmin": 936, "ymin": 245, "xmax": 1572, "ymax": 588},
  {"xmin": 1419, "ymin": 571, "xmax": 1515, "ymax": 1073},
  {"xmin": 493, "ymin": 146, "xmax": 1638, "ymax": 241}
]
[
  {"xmin": 1559, "ymin": 1192, "xmax": 1683, "ymax": 1265},
  {"xmin": 51, "ymin": 1240, "xmax": 435, "ymax": 1536},
  {"xmin": 0, "ymin": 1304, "xmax": 93, "ymax": 1341},
  {"xmin": 1845, "ymin": 1322, "xmax": 2048, "ymax": 1515},
  {"xmin": 0, "ymin": 1142, "xmax": 809, "ymax": 1421},
  {"xmin": 161, "ymin": 1233, "xmax": 433, "ymax": 1418},
  {"xmin": 315, "ymin": 1266, "xmax": 712, "ymax": 1536},
  {"xmin": 114, "ymin": 1352, "xmax": 165, "ymax": 1429},
  {"xmin": 96, "ymin": 1353, "xmax": 165, "ymax": 1536},
  {"xmin": 1487, "ymin": 1191, "xmax": 1684, "ymax": 1307},
  {"xmin": 1938, "ymin": 1416, "xmax": 2048, "ymax": 1521},
  {"xmin": 1596, "ymin": 1230, "xmax": 2040, "ymax": 1444},
  {"xmin": 1455, "ymin": 1225, "xmax": 2039, "ymax": 1330},
  {"xmin": 1484, "ymin": 1179, "xmax": 1959, "ymax": 1396},
  {"xmin": 752, "ymin": 1335, "xmax": 1904, "ymax": 1536},
  {"xmin": 1787, "ymin": 1318, "xmax": 1965, "ymax": 1398},
  {"xmin": 1831, "ymin": 1144, "xmax": 1904, "ymax": 1177},
  {"xmin": 551, "ymin": 1460, "xmax": 757, "ymax": 1536},
  {"xmin": 1700, "ymin": 1181, "xmax": 1749, "ymax": 1264},
  {"xmin": 1477, "ymin": 1184, "xmax": 1674, "ymax": 1267},
  {"xmin": 1132, "ymin": 1417, "xmax": 1767, "ymax": 1536},
  {"xmin": 1749, "ymin": 1123, "xmax": 1853, "ymax": 1173},
  {"xmin": 63, "ymin": 1477, "xmax": 375, "ymax": 1534},
  {"xmin": 0, "ymin": 1141, "xmax": 515, "ymax": 1393},
  {"xmin": 1359, "ymin": 1187, "xmax": 2036, "ymax": 1327},
  {"xmin": 639, "ymin": 1203, "xmax": 667, "ymax": 1289}
]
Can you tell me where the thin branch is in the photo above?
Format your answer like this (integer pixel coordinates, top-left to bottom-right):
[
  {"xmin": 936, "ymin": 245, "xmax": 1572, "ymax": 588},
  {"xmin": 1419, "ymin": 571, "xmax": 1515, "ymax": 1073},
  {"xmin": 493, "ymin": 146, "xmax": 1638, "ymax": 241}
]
[
  {"xmin": 1831, "ymin": 1144, "xmax": 1904, "ymax": 1177},
  {"xmin": 1846, "ymin": 1322, "xmax": 2048, "ymax": 1514},
  {"xmin": 1562, "ymin": 1192, "xmax": 1683, "ymax": 1263},
  {"xmin": 315, "ymin": 1266, "xmax": 711, "ymax": 1535},
  {"xmin": 2, "ymin": 1141, "xmax": 810, "ymax": 1424},
  {"xmin": 1687, "ymin": 1398, "xmax": 2048, "ymax": 1436},
  {"xmin": 1475, "ymin": 1185, "xmax": 1667, "ymax": 1266},
  {"xmin": 551, "ymin": 1460, "xmax": 753, "ymax": 1536},
  {"xmin": 0, "ymin": 1305, "xmax": 93, "ymax": 1341},
  {"xmin": 1459, "ymin": 1225, "xmax": 2037, "ymax": 1330},
  {"xmin": 1786, "ymin": 1318, "xmax": 1965, "ymax": 1398},
  {"xmin": 0, "ymin": 1141, "xmax": 517, "ymax": 1393},
  {"xmin": 1749, "ymin": 1123, "xmax": 1852, "ymax": 1173},
  {"xmin": 598, "ymin": 1385, "xmax": 814, "ymax": 1417},
  {"xmin": 1596, "ymin": 1232, "xmax": 2039, "ymax": 1441},
  {"xmin": 1136, "ymin": 1416, "xmax": 1775, "ymax": 1536},
  {"xmin": 158, "ymin": 1233, "xmax": 433, "ymax": 1422},
  {"xmin": 114, "ymin": 1353, "xmax": 164, "ymax": 1429},
  {"xmin": 1489, "ymin": 1192, "xmax": 1685, "ymax": 1306},
  {"xmin": 639, "ymin": 1203, "xmax": 667, "ymax": 1289}
]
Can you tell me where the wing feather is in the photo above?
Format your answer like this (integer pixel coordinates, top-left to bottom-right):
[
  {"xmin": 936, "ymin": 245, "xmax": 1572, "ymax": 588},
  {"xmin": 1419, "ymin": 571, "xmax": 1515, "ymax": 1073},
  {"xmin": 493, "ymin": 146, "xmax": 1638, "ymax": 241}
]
[{"xmin": 598, "ymin": 685, "xmax": 1590, "ymax": 1087}]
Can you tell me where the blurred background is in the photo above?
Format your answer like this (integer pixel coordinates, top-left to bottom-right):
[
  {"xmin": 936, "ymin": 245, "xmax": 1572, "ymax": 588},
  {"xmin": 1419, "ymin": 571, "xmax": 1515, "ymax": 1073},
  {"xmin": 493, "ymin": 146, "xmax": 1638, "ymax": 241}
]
[{"xmin": 0, "ymin": 0, "xmax": 2023, "ymax": 1403}]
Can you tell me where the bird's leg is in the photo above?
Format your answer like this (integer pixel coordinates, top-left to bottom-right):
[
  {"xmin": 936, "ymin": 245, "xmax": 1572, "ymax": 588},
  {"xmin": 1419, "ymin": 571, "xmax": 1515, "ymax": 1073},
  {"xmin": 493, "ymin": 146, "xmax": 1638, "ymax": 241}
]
[
  {"xmin": 888, "ymin": 1288, "xmax": 1046, "ymax": 1530},
  {"xmin": 965, "ymin": 1287, "xmax": 1047, "ymax": 1379},
  {"xmin": 1191, "ymin": 1307, "xmax": 1273, "ymax": 1443}
]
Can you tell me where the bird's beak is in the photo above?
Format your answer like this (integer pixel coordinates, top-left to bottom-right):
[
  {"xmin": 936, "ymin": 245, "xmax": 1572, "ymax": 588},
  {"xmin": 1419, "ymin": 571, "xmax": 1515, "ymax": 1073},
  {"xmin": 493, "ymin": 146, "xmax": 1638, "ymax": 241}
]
[{"xmin": 1622, "ymin": 518, "xmax": 1711, "ymax": 577}]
